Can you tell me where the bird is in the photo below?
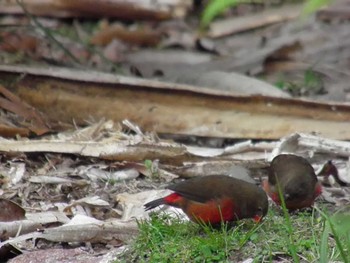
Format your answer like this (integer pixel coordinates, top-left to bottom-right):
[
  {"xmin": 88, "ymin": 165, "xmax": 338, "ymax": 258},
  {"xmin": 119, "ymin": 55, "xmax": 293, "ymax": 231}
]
[
  {"xmin": 262, "ymin": 154, "xmax": 322, "ymax": 211},
  {"xmin": 144, "ymin": 175, "xmax": 268, "ymax": 225},
  {"xmin": 318, "ymin": 160, "xmax": 348, "ymax": 187}
]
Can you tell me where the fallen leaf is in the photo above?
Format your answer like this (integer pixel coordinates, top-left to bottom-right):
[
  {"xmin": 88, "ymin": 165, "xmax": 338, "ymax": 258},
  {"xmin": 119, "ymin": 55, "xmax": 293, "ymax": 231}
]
[
  {"xmin": 0, "ymin": 199, "xmax": 25, "ymax": 222},
  {"xmin": 0, "ymin": 84, "xmax": 51, "ymax": 136}
]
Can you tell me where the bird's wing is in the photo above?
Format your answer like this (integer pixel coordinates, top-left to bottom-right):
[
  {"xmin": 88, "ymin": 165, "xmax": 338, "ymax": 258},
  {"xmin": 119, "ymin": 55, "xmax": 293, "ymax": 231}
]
[{"xmin": 167, "ymin": 176, "xmax": 237, "ymax": 203}]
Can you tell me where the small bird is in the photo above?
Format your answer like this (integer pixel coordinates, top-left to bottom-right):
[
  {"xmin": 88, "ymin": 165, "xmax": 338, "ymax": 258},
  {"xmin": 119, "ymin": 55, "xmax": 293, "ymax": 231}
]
[
  {"xmin": 318, "ymin": 160, "xmax": 348, "ymax": 187},
  {"xmin": 262, "ymin": 154, "xmax": 322, "ymax": 211},
  {"xmin": 144, "ymin": 175, "xmax": 268, "ymax": 225}
]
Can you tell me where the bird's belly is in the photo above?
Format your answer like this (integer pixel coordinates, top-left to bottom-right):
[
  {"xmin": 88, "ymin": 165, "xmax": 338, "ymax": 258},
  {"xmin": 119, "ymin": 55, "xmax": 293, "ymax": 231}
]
[{"xmin": 184, "ymin": 198, "xmax": 237, "ymax": 224}]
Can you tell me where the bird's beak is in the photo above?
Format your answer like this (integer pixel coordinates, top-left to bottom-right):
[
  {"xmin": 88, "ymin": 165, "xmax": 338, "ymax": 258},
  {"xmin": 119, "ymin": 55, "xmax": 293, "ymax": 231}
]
[{"xmin": 253, "ymin": 215, "xmax": 263, "ymax": 223}]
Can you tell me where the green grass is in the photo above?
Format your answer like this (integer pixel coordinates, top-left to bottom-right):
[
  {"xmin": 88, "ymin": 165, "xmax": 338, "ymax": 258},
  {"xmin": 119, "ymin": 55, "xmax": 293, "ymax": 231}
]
[
  {"xmin": 275, "ymin": 180, "xmax": 300, "ymax": 263},
  {"xmin": 115, "ymin": 206, "xmax": 349, "ymax": 262},
  {"xmin": 316, "ymin": 207, "xmax": 350, "ymax": 263}
]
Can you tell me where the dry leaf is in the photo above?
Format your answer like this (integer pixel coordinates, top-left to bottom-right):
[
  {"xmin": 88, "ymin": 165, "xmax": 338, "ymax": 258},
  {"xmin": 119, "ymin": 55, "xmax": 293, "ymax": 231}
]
[
  {"xmin": 91, "ymin": 24, "xmax": 162, "ymax": 47},
  {"xmin": 117, "ymin": 190, "xmax": 188, "ymax": 221},
  {"xmin": 0, "ymin": 84, "xmax": 50, "ymax": 136},
  {"xmin": 0, "ymin": 199, "xmax": 25, "ymax": 222}
]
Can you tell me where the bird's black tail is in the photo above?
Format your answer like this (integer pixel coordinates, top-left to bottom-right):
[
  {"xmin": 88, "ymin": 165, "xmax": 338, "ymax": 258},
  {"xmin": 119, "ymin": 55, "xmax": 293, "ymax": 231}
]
[{"xmin": 144, "ymin": 198, "xmax": 165, "ymax": 211}]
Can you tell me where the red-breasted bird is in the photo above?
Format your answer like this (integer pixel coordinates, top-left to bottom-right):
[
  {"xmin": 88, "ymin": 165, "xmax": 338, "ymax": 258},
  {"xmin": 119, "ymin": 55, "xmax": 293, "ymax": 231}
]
[
  {"xmin": 144, "ymin": 175, "xmax": 268, "ymax": 224},
  {"xmin": 262, "ymin": 154, "xmax": 322, "ymax": 210}
]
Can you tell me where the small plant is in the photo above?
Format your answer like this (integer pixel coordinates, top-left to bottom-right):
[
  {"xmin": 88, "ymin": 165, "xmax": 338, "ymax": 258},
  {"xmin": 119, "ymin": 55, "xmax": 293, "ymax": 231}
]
[
  {"xmin": 201, "ymin": 0, "xmax": 333, "ymax": 28},
  {"xmin": 274, "ymin": 68, "xmax": 325, "ymax": 97},
  {"xmin": 303, "ymin": 0, "xmax": 332, "ymax": 15},
  {"xmin": 303, "ymin": 69, "xmax": 324, "ymax": 92},
  {"xmin": 201, "ymin": 0, "xmax": 247, "ymax": 28},
  {"xmin": 144, "ymin": 159, "xmax": 160, "ymax": 179}
]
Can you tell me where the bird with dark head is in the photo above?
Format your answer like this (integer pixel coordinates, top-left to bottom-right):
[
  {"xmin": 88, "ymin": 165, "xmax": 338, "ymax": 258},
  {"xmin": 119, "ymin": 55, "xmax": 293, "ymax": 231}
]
[
  {"xmin": 144, "ymin": 175, "xmax": 268, "ymax": 225},
  {"xmin": 262, "ymin": 154, "xmax": 322, "ymax": 211},
  {"xmin": 318, "ymin": 160, "xmax": 348, "ymax": 187}
]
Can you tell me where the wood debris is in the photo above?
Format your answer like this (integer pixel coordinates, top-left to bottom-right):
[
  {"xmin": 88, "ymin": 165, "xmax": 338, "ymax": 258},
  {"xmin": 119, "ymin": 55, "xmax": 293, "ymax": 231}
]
[
  {"xmin": 1, "ymin": 0, "xmax": 191, "ymax": 20},
  {"xmin": 1, "ymin": 65, "xmax": 350, "ymax": 140}
]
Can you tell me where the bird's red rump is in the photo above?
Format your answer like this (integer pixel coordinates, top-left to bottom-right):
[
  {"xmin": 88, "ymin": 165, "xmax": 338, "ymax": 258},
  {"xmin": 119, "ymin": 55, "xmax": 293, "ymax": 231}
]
[
  {"xmin": 315, "ymin": 183, "xmax": 322, "ymax": 197},
  {"xmin": 164, "ymin": 193, "xmax": 183, "ymax": 206},
  {"xmin": 186, "ymin": 198, "xmax": 236, "ymax": 224}
]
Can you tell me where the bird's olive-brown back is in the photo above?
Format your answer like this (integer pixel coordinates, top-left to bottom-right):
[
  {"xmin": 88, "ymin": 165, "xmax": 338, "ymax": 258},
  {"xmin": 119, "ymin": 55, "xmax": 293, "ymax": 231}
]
[
  {"xmin": 269, "ymin": 155, "xmax": 316, "ymax": 184},
  {"xmin": 269, "ymin": 154, "xmax": 317, "ymax": 200}
]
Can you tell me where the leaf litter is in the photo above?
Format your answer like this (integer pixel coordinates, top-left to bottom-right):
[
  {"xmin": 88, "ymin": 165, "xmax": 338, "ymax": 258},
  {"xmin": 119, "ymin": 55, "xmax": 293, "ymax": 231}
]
[{"xmin": 0, "ymin": 118, "xmax": 349, "ymax": 262}]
